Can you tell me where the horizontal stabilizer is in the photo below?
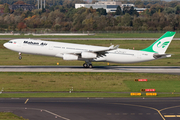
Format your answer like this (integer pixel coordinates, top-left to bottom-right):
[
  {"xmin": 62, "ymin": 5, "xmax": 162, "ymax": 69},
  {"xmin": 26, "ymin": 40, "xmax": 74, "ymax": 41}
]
[{"xmin": 153, "ymin": 53, "xmax": 171, "ymax": 59}]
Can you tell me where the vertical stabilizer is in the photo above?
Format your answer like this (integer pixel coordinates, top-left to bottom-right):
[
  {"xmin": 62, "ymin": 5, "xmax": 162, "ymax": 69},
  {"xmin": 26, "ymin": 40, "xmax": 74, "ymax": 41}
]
[{"xmin": 141, "ymin": 31, "xmax": 176, "ymax": 54}]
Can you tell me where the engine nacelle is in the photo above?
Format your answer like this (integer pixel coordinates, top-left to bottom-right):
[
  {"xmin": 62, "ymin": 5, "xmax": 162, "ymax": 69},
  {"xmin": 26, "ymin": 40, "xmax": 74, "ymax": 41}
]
[
  {"xmin": 63, "ymin": 54, "xmax": 78, "ymax": 60},
  {"xmin": 81, "ymin": 52, "xmax": 97, "ymax": 59}
]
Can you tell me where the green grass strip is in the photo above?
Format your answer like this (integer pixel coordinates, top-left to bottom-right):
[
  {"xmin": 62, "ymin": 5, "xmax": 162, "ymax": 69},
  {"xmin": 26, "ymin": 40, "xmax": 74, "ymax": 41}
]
[
  {"xmin": 0, "ymin": 92, "xmax": 180, "ymax": 98},
  {"xmin": 0, "ymin": 112, "xmax": 27, "ymax": 120},
  {"xmin": 0, "ymin": 72, "xmax": 180, "ymax": 93}
]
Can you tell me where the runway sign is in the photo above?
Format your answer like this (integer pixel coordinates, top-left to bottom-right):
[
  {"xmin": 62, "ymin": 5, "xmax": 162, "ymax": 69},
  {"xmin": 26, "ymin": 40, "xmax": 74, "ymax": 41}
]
[
  {"xmin": 146, "ymin": 93, "xmax": 157, "ymax": 96},
  {"xmin": 130, "ymin": 93, "xmax": 141, "ymax": 96},
  {"xmin": 134, "ymin": 79, "xmax": 147, "ymax": 82},
  {"xmin": 145, "ymin": 89, "xmax": 155, "ymax": 92},
  {"xmin": 141, "ymin": 89, "xmax": 156, "ymax": 92}
]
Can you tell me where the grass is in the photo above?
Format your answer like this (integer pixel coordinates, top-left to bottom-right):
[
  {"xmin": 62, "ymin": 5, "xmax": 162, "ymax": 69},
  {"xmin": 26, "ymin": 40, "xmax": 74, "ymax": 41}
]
[
  {"xmin": 1, "ymin": 32, "xmax": 180, "ymax": 38},
  {"xmin": 0, "ymin": 92, "xmax": 130, "ymax": 98},
  {"xmin": 0, "ymin": 72, "xmax": 129, "ymax": 92},
  {"xmin": 0, "ymin": 72, "xmax": 180, "ymax": 92},
  {"xmin": 1, "ymin": 40, "xmax": 180, "ymax": 66},
  {"xmin": 0, "ymin": 92, "xmax": 180, "ymax": 98},
  {"xmin": 0, "ymin": 72, "xmax": 180, "ymax": 97},
  {"xmin": 0, "ymin": 112, "xmax": 27, "ymax": 120},
  {"xmin": 124, "ymin": 80, "xmax": 180, "ymax": 92}
]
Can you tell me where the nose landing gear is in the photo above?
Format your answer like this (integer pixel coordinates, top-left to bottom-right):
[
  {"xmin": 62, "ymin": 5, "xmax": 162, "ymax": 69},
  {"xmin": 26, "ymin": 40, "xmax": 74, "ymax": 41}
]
[{"xmin": 18, "ymin": 52, "xmax": 22, "ymax": 60}]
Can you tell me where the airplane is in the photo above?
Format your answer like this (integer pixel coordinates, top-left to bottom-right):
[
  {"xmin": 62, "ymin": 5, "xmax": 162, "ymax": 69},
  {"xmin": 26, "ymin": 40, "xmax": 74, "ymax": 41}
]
[{"xmin": 3, "ymin": 31, "xmax": 176, "ymax": 68}]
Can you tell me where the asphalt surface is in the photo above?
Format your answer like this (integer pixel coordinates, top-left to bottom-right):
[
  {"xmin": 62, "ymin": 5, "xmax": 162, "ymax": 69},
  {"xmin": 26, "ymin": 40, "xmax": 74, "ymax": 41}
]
[
  {"xmin": 0, "ymin": 66, "xmax": 180, "ymax": 74},
  {"xmin": 0, "ymin": 97, "xmax": 180, "ymax": 120}
]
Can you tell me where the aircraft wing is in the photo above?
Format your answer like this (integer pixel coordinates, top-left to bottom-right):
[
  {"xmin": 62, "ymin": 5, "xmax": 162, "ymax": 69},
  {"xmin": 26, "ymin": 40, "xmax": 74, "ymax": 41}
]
[
  {"xmin": 67, "ymin": 45, "xmax": 119, "ymax": 58},
  {"xmin": 69, "ymin": 45, "xmax": 119, "ymax": 55},
  {"xmin": 90, "ymin": 45, "xmax": 119, "ymax": 53}
]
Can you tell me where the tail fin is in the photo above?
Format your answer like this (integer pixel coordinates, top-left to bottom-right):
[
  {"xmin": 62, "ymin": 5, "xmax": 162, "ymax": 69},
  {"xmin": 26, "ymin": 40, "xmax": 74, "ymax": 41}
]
[{"xmin": 141, "ymin": 31, "xmax": 176, "ymax": 54}]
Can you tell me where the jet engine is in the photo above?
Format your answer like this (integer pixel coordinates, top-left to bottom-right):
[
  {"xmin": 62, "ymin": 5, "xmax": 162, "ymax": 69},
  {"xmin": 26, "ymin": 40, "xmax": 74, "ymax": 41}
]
[
  {"xmin": 81, "ymin": 52, "xmax": 97, "ymax": 59},
  {"xmin": 63, "ymin": 54, "xmax": 78, "ymax": 60}
]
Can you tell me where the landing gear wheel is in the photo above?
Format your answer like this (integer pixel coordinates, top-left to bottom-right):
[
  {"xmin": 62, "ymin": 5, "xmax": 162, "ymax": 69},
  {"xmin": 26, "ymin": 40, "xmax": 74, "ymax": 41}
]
[
  {"xmin": 83, "ymin": 63, "xmax": 93, "ymax": 68},
  {"xmin": 18, "ymin": 52, "xmax": 22, "ymax": 60},
  {"xmin": 18, "ymin": 56, "xmax": 22, "ymax": 60},
  {"xmin": 89, "ymin": 64, "xmax": 93, "ymax": 68},
  {"xmin": 83, "ymin": 63, "xmax": 88, "ymax": 68}
]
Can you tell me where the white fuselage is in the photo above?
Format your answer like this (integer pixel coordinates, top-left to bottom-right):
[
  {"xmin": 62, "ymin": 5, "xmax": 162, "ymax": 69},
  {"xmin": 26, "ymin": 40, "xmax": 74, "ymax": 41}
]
[{"xmin": 3, "ymin": 39, "xmax": 156, "ymax": 63}]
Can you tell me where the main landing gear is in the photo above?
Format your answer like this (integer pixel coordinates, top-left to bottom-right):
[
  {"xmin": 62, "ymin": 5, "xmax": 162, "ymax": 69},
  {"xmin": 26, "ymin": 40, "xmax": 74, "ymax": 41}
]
[
  {"xmin": 18, "ymin": 52, "xmax": 22, "ymax": 60},
  {"xmin": 83, "ymin": 63, "xmax": 93, "ymax": 68}
]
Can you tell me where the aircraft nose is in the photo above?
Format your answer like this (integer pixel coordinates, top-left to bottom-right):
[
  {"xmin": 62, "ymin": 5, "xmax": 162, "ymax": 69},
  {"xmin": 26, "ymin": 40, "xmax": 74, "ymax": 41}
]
[
  {"xmin": 3, "ymin": 43, "xmax": 7, "ymax": 48},
  {"xmin": 3, "ymin": 42, "xmax": 10, "ymax": 49}
]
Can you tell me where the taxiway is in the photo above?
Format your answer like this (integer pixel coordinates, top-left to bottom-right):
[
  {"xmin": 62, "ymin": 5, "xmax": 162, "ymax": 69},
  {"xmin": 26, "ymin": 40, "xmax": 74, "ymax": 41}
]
[{"xmin": 0, "ymin": 97, "xmax": 180, "ymax": 120}]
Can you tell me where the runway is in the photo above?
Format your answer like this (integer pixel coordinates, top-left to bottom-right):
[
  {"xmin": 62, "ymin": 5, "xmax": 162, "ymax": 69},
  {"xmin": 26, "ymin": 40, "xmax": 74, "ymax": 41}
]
[
  {"xmin": 0, "ymin": 66, "xmax": 180, "ymax": 73},
  {"xmin": 1, "ymin": 97, "xmax": 180, "ymax": 120}
]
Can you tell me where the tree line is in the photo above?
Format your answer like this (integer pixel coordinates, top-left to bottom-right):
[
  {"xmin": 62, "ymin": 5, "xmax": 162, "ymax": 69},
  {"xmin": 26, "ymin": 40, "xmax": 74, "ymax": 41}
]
[{"xmin": 0, "ymin": 1, "xmax": 180, "ymax": 32}]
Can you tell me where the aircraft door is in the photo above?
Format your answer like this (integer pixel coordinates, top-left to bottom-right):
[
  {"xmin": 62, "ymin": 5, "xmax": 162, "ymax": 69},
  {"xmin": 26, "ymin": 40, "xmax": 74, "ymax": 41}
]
[
  {"xmin": 137, "ymin": 52, "xmax": 141, "ymax": 59},
  {"xmin": 49, "ymin": 44, "xmax": 53, "ymax": 50}
]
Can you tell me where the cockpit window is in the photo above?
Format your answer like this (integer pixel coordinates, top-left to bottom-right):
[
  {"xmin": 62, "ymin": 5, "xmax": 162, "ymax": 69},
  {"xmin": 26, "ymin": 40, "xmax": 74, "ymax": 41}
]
[{"xmin": 8, "ymin": 41, "xmax": 13, "ymax": 43}]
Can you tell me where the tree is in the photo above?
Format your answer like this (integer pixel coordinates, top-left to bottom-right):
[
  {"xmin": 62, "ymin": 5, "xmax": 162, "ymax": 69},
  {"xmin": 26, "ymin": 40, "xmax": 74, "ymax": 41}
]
[
  {"xmin": 13, "ymin": 1, "xmax": 26, "ymax": 5},
  {"xmin": 123, "ymin": 7, "xmax": 129, "ymax": 15},
  {"xmin": 96, "ymin": 8, "xmax": 107, "ymax": 16},
  {"xmin": 14, "ymin": 16, "xmax": 21, "ymax": 25},
  {"xmin": 115, "ymin": 6, "xmax": 122, "ymax": 15},
  {"xmin": 121, "ymin": 13, "xmax": 132, "ymax": 26},
  {"xmin": 149, "ymin": 4, "xmax": 163, "ymax": 16},
  {"xmin": 59, "ymin": 6, "xmax": 66, "ymax": 13},
  {"xmin": 4, "ymin": 15, "xmax": 11, "ymax": 24},
  {"xmin": 42, "ymin": 8, "xmax": 46, "ymax": 13},
  {"xmin": 54, "ymin": 24, "xmax": 61, "ymax": 31},
  {"xmin": 133, "ymin": 17, "xmax": 142, "ymax": 30},
  {"xmin": 128, "ymin": 6, "xmax": 139, "ymax": 16},
  {"xmin": 17, "ymin": 22, "xmax": 26, "ymax": 31},
  {"xmin": 4, "ymin": 4, "xmax": 10, "ymax": 13},
  {"xmin": 144, "ymin": 9, "xmax": 151, "ymax": 16},
  {"xmin": 175, "ymin": 5, "xmax": 180, "ymax": 14},
  {"xmin": 163, "ymin": 7, "xmax": 176, "ymax": 14}
]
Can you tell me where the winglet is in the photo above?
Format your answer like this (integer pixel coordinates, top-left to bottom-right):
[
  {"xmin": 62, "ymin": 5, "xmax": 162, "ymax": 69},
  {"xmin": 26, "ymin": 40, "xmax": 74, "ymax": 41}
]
[
  {"xmin": 114, "ymin": 45, "xmax": 119, "ymax": 49},
  {"xmin": 109, "ymin": 45, "xmax": 119, "ymax": 50},
  {"xmin": 109, "ymin": 45, "xmax": 114, "ymax": 50}
]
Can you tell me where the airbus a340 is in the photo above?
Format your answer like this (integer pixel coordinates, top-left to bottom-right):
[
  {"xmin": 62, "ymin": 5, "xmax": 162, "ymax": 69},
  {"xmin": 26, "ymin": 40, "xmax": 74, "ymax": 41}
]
[{"xmin": 3, "ymin": 31, "xmax": 175, "ymax": 68}]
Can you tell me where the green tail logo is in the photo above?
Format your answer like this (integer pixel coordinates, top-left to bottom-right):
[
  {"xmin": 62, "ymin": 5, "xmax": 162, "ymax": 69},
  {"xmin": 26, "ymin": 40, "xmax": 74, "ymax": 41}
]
[{"xmin": 157, "ymin": 41, "xmax": 170, "ymax": 48}]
